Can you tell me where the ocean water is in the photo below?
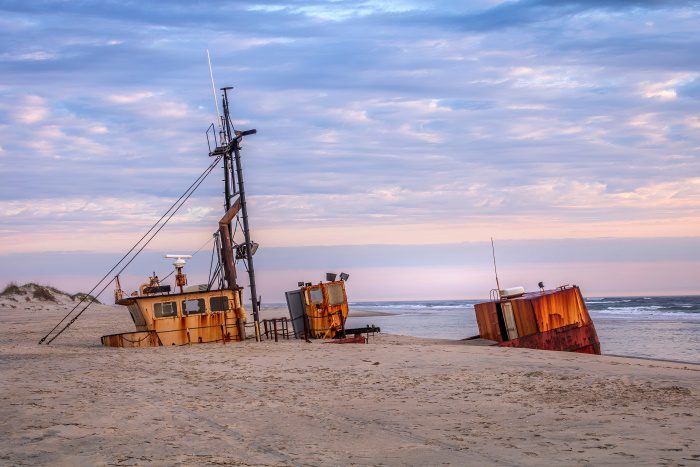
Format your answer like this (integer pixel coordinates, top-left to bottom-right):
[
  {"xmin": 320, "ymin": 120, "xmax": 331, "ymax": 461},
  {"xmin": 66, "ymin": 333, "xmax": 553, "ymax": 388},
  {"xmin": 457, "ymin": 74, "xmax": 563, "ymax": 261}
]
[{"xmin": 344, "ymin": 296, "xmax": 700, "ymax": 364}]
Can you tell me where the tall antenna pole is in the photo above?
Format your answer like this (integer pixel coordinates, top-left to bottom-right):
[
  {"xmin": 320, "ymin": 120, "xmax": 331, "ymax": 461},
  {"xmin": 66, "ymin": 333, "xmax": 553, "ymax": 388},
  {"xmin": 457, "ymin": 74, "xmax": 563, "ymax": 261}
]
[
  {"xmin": 221, "ymin": 87, "xmax": 261, "ymax": 341},
  {"xmin": 491, "ymin": 237, "xmax": 502, "ymax": 296},
  {"xmin": 221, "ymin": 87, "xmax": 232, "ymax": 215},
  {"xmin": 206, "ymin": 49, "xmax": 222, "ymax": 135}
]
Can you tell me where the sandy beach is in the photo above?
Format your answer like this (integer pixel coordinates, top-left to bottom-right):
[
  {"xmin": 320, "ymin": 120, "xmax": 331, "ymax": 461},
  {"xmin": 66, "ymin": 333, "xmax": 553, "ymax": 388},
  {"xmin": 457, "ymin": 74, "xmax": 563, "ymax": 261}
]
[{"xmin": 1, "ymin": 299, "xmax": 698, "ymax": 466}]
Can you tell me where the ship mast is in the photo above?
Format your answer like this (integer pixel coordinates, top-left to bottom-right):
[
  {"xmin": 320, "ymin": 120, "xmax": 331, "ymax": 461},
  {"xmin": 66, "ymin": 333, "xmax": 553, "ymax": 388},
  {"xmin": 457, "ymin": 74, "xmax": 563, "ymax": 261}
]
[{"xmin": 217, "ymin": 87, "xmax": 261, "ymax": 341}]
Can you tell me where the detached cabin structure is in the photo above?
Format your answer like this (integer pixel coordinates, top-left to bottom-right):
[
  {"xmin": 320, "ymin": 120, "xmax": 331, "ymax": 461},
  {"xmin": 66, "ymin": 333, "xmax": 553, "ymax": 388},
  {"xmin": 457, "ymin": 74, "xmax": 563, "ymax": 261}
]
[
  {"xmin": 285, "ymin": 275, "xmax": 350, "ymax": 339},
  {"xmin": 474, "ymin": 285, "xmax": 601, "ymax": 355}
]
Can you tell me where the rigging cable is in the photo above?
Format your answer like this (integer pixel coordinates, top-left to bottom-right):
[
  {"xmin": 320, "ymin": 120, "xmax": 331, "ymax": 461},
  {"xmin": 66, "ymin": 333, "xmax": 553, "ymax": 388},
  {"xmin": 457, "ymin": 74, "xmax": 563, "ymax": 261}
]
[
  {"xmin": 39, "ymin": 154, "xmax": 223, "ymax": 344},
  {"xmin": 207, "ymin": 234, "xmax": 217, "ymax": 288},
  {"xmin": 43, "ymin": 155, "xmax": 222, "ymax": 344},
  {"xmin": 39, "ymin": 155, "xmax": 223, "ymax": 344},
  {"xmin": 190, "ymin": 235, "xmax": 215, "ymax": 257}
]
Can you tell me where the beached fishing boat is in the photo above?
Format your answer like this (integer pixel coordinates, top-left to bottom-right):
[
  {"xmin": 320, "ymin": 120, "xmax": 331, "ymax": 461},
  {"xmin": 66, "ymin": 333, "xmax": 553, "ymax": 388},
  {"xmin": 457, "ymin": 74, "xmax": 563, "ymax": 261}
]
[
  {"xmin": 473, "ymin": 285, "xmax": 601, "ymax": 354},
  {"xmin": 98, "ymin": 89, "xmax": 260, "ymax": 347}
]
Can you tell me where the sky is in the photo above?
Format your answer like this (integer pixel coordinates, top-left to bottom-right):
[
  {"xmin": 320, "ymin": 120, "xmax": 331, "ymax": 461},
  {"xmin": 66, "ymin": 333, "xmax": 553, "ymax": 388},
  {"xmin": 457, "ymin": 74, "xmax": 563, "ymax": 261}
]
[{"xmin": 0, "ymin": 0, "xmax": 699, "ymax": 301}]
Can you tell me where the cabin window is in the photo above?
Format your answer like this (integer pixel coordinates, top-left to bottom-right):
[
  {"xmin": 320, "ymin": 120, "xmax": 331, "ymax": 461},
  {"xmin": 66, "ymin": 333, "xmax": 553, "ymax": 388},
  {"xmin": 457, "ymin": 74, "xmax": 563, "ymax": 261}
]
[
  {"xmin": 326, "ymin": 283, "xmax": 345, "ymax": 306},
  {"xmin": 154, "ymin": 301, "xmax": 178, "ymax": 318},
  {"xmin": 210, "ymin": 296, "xmax": 229, "ymax": 312},
  {"xmin": 309, "ymin": 288, "xmax": 324, "ymax": 304},
  {"xmin": 182, "ymin": 298, "xmax": 206, "ymax": 315}
]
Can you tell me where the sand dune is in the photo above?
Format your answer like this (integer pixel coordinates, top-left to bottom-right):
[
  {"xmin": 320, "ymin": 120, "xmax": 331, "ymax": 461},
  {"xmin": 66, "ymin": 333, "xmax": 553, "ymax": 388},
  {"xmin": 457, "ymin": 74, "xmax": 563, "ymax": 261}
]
[{"xmin": 1, "ymin": 300, "xmax": 698, "ymax": 465}]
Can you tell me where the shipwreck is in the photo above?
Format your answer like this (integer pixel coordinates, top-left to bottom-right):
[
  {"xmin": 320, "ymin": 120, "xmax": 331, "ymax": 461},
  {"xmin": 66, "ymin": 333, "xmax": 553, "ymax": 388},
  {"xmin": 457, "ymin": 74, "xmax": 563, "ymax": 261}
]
[
  {"xmin": 473, "ymin": 284, "xmax": 601, "ymax": 355},
  {"xmin": 40, "ymin": 87, "xmax": 263, "ymax": 346},
  {"xmin": 101, "ymin": 88, "xmax": 260, "ymax": 347}
]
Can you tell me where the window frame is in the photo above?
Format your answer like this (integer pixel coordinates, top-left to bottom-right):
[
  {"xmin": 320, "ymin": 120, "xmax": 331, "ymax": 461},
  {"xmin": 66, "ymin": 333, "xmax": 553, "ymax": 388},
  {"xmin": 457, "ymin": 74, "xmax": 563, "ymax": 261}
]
[
  {"xmin": 153, "ymin": 301, "xmax": 178, "ymax": 319},
  {"xmin": 326, "ymin": 283, "xmax": 345, "ymax": 306},
  {"xmin": 309, "ymin": 287, "xmax": 324, "ymax": 305},
  {"xmin": 209, "ymin": 296, "xmax": 230, "ymax": 313},
  {"xmin": 181, "ymin": 298, "xmax": 206, "ymax": 316}
]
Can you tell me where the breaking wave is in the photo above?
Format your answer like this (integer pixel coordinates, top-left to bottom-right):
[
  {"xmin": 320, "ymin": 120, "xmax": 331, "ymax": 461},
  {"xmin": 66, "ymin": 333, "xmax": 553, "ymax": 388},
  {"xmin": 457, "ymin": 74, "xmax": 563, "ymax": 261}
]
[
  {"xmin": 347, "ymin": 296, "xmax": 700, "ymax": 320},
  {"xmin": 585, "ymin": 296, "xmax": 700, "ymax": 319}
]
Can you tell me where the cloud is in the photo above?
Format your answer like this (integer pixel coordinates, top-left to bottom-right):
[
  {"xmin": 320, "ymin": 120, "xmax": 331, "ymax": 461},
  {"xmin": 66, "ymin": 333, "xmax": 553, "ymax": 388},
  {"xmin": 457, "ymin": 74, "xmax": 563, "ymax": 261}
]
[
  {"xmin": 107, "ymin": 92, "xmax": 155, "ymax": 104},
  {"xmin": 639, "ymin": 74, "xmax": 698, "ymax": 100},
  {"xmin": 236, "ymin": 37, "xmax": 295, "ymax": 49},
  {"xmin": 611, "ymin": 178, "xmax": 700, "ymax": 208},
  {"xmin": 507, "ymin": 65, "xmax": 593, "ymax": 90},
  {"xmin": 415, "ymin": 0, "xmax": 697, "ymax": 33},
  {"xmin": 0, "ymin": 51, "xmax": 56, "ymax": 61},
  {"xmin": 626, "ymin": 112, "xmax": 669, "ymax": 145},
  {"xmin": 15, "ymin": 95, "xmax": 48, "ymax": 123},
  {"xmin": 105, "ymin": 91, "xmax": 192, "ymax": 119},
  {"xmin": 0, "ymin": 0, "xmax": 699, "ymax": 266}
]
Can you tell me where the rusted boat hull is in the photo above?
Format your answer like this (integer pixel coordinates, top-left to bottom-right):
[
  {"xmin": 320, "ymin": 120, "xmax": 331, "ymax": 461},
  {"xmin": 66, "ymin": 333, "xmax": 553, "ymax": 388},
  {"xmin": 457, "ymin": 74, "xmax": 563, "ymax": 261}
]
[
  {"xmin": 101, "ymin": 331, "xmax": 161, "ymax": 348},
  {"xmin": 474, "ymin": 286, "xmax": 601, "ymax": 355},
  {"xmin": 101, "ymin": 321, "xmax": 243, "ymax": 347},
  {"xmin": 497, "ymin": 321, "xmax": 601, "ymax": 354}
]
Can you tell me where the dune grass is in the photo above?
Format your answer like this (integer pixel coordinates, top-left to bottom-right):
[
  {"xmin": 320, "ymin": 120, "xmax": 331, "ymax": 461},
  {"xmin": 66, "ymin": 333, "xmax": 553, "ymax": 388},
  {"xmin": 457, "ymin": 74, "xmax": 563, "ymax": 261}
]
[{"xmin": 0, "ymin": 282, "xmax": 100, "ymax": 304}]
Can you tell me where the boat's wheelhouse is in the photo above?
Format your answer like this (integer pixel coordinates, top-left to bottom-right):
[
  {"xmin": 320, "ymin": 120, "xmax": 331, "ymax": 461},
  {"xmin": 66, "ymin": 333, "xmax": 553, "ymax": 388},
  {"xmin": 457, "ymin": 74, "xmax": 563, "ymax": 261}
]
[
  {"xmin": 285, "ymin": 279, "xmax": 349, "ymax": 339},
  {"xmin": 102, "ymin": 288, "xmax": 246, "ymax": 347}
]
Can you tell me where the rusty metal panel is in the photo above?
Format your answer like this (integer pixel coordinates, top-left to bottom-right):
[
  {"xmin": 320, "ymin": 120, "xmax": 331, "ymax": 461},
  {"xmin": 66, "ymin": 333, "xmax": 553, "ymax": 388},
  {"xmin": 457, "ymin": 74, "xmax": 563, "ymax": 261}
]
[
  {"xmin": 510, "ymin": 298, "xmax": 538, "ymax": 337},
  {"xmin": 573, "ymin": 287, "xmax": 593, "ymax": 325},
  {"xmin": 152, "ymin": 311, "xmax": 241, "ymax": 345},
  {"xmin": 218, "ymin": 197, "xmax": 241, "ymax": 225},
  {"xmin": 285, "ymin": 289, "xmax": 306, "ymax": 338},
  {"xmin": 498, "ymin": 321, "xmax": 601, "ymax": 355},
  {"xmin": 474, "ymin": 301, "xmax": 502, "ymax": 341},
  {"xmin": 530, "ymin": 287, "xmax": 587, "ymax": 333},
  {"xmin": 218, "ymin": 223, "xmax": 237, "ymax": 288},
  {"xmin": 298, "ymin": 281, "xmax": 349, "ymax": 339},
  {"xmin": 101, "ymin": 331, "xmax": 160, "ymax": 348}
]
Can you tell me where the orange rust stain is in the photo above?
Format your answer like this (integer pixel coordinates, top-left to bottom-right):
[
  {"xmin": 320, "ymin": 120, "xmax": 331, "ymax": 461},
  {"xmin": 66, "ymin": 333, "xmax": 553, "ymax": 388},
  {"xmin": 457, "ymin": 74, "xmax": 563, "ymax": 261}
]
[
  {"xmin": 302, "ymin": 281, "xmax": 349, "ymax": 339},
  {"xmin": 530, "ymin": 287, "xmax": 590, "ymax": 333},
  {"xmin": 474, "ymin": 301, "xmax": 501, "ymax": 341},
  {"xmin": 511, "ymin": 299, "xmax": 538, "ymax": 337}
]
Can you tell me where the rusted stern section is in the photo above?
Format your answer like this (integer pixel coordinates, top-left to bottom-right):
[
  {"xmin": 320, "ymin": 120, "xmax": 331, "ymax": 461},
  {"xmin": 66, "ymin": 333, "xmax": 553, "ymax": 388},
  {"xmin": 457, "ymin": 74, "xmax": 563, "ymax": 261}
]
[
  {"xmin": 474, "ymin": 285, "xmax": 602, "ymax": 355},
  {"xmin": 498, "ymin": 321, "xmax": 601, "ymax": 354},
  {"xmin": 101, "ymin": 318, "xmax": 243, "ymax": 347},
  {"xmin": 101, "ymin": 331, "xmax": 161, "ymax": 348}
]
